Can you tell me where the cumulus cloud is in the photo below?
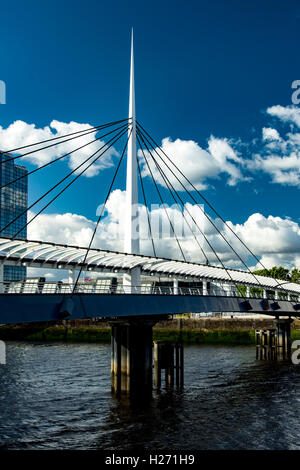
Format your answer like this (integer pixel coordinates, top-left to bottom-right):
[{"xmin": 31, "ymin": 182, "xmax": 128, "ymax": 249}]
[
  {"xmin": 262, "ymin": 127, "xmax": 281, "ymax": 141},
  {"xmin": 27, "ymin": 190, "xmax": 206, "ymax": 259},
  {"xmin": 1, "ymin": 102, "xmax": 300, "ymax": 191},
  {"xmin": 138, "ymin": 135, "xmax": 247, "ymax": 191},
  {"xmin": 26, "ymin": 190, "xmax": 300, "ymax": 277},
  {"xmin": 28, "ymin": 211, "xmax": 97, "ymax": 247},
  {"xmin": 248, "ymin": 106, "xmax": 300, "ymax": 186},
  {"xmin": 0, "ymin": 120, "xmax": 120, "ymax": 177},
  {"xmin": 266, "ymin": 105, "xmax": 300, "ymax": 128},
  {"xmin": 233, "ymin": 213, "xmax": 300, "ymax": 256},
  {"xmin": 137, "ymin": 104, "xmax": 300, "ymax": 191}
]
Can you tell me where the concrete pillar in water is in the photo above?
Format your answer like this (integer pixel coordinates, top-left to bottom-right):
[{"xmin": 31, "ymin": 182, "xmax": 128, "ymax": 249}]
[
  {"xmin": 110, "ymin": 320, "xmax": 154, "ymax": 397},
  {"xmin": 202, "ymin": 280, "xmax": 208, "ymax": 295},
  {"xmin": 153, "ymin": 341, "xmax": 184, "ymax": 389},
  {"xmin": 256, "ymin": 319, "xmax": 293, "ymax": 360},
  {"xmin": 276, "ymin": 318, "xmax": 293, "ymax": 360},
  {"xmin": 255, "ymin": 329, "xmax": 276, "ymax": 360},
  {"xmin": 173, "ymin": 278, "xmax": 178, "ymax": 295}
]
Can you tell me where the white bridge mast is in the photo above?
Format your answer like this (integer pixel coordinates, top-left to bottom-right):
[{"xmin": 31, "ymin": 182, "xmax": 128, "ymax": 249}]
[{"xmin": 123, "ymin": 30, "xmax": 141, "ymax": 293}]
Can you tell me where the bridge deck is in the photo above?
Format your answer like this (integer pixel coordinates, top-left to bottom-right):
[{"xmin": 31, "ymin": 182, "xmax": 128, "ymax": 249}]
[{"xmin": 0, "ymin": 292, "xmax": 297, "ymax": 325}]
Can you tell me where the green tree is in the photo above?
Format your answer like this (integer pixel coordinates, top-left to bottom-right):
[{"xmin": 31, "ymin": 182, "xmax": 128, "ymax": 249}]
[
  {"xmin": 290, "ymin": 268, "xmax": 300, "ymax": 284},
  {"xmin": 253, "ymin": 266, "xmax": 290, "ymax": 281}
]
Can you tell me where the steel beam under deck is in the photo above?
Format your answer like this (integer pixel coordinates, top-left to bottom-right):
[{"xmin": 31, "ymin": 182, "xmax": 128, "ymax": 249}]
[{"xmin": 0, "ymin": 293, "xmax": 298, "ymax": 325}]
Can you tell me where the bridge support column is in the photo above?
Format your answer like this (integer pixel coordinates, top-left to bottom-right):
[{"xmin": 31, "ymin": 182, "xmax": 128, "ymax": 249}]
[
  {"xmin": 246, "ymin": 286, "xmax": 250, "ymax": 298},
  {"xmin": 256, "ymin": 319, "xmax": 293, "ymax": 361},
  {"xmin": 255, "ymin": 329, "xmax": 277, "ymax": 360},
  {"xmin": 68, "ymin": 269, "xmax": 75, "ymax": 286},
  {"xmin": 173, "ymin": 278, "xmax": 178, "ymax": 295},
  {"xmin": 276, "ymin": 318, "xmax": 293, "ymax": 360},
  {"xmin": 110, "ymin": 319, "xmax": 154, "ymax": 397},
  {"xmin": 154, "ymin": 341, "xmax": 184, "ymax": 389},
  {"xmin": 202, "ymin": 280, "xmax": 208, "ymax": 295},
  {"xmin": 123, "ymin": 267, "xmax": 141, "ymax": 294}
]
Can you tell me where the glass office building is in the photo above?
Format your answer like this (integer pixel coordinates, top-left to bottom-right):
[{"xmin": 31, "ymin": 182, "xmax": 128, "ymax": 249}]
[{"xmin": 0, "ymin": 151, "xmax": 28, "ymax": 281}]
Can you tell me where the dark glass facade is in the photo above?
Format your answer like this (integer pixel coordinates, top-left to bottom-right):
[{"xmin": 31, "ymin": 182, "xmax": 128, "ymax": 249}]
[{"xmin": 0, "ymin": 152, "xmax": 28, "ymax": 281}]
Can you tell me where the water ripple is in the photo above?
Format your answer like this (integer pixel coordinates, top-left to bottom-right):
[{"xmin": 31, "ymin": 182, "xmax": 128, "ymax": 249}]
[{"xmin": 0, "ymin": 342, "xmax": 299, "ymax": 450}]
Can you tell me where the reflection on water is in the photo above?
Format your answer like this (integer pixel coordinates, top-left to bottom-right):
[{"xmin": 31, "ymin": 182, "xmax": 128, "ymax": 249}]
[{"xmin": 0, "ymin": 342, "xmax": 299, "ymax": 450}]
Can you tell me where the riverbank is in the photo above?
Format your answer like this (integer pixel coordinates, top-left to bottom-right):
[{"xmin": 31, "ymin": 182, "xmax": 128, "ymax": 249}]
[{"xmin": 1, "ymin": 317, "xmax": 300, "ymax": 345}]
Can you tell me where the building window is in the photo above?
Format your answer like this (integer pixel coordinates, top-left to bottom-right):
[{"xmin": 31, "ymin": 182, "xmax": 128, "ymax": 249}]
[{"xmin": 0, "ymin": 152, "xmax": 28, "ymax": 282}]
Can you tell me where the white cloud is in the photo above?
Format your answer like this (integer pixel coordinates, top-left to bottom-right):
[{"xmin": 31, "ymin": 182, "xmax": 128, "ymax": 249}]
[
  {"xmin": 251, "ymin": 151, "xmax": 300, "ymax": 186},
  {"xmin": 266, "ymin": 105, "xmax": 300, "ymax": 128},
  {"xmin": 138, "ymin": 135, "xmax": 247, "ymax": 191},
  {"xmin": 28, "ymin": 211, "xmax": 96, "ymax": 247},
  {"xmin": 26, "ymin": 190, "xmax": 300, "ymax": 280},
  {"xmin": 262, "ymin": 127, "xmax": 281, "ymax": 141},
  {"xmin": 248, "ymin": 106, "xmax": 300, "ymax": 186},
  {"xmin": 233, "ymin": 213, "xmax": 300, "ymax": 257},
  {"xmin": 0, "ymin": 120, "xmax": 120, "ymax": 177},
  {"xmin": 137, "ymin": 105, "xmax": 300, "ymax": 191}
]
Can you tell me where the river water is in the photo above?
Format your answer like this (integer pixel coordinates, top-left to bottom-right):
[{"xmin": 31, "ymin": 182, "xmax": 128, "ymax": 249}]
[{"xmin": 0, "ymin": 341, "xmax": 299, "ymax": 450}]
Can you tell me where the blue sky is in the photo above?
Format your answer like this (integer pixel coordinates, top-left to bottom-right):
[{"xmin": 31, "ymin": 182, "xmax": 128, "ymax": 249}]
[{"xmin": 0, "ymin": 0, "xmax": 300, "ymax": 268}]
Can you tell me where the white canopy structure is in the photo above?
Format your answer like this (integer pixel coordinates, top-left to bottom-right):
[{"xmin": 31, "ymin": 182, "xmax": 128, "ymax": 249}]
[{"xmin": 0, "ymin": 236, "xmax": 299, "ymax": 295}]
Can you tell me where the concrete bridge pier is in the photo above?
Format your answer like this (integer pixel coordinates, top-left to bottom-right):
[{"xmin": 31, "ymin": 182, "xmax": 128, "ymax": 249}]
[
  {"xmin": 255, "ymin": 329, "xmax": 277, "ymax": 360},
  {"xmin": 153, "ymin": 341, "xmax": 184, "ymax": 390},
  {"xmin": 256, "ymin": 318, "xmax": 293, "ymax": 360},
  {"xmin": 110, "ymin": 319, "xmax": 155, "ymax": 397},
  {"xmin": 276, "ymin": 318, "xmax": 293, "ymax": 360}
]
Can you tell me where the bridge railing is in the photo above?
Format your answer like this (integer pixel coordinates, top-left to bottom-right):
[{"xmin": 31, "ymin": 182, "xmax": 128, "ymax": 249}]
[{"xmin": 0, "ymin": 279, "xmax": 294, "ymax": 300}]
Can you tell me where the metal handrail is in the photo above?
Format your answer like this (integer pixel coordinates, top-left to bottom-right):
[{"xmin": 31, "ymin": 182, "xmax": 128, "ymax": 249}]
[{"xmin": 0, "ymin": 279, "xmax": 297, "ymax": 301}]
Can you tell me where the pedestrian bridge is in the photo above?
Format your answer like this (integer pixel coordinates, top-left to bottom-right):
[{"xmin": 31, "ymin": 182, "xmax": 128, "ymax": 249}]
[
  {"xmin": 0, "ymin": 33, "xmax": 298, "ymax": 396},
  {"xmin": 1, "ymin": 236, "xmax": 300, "ymax": 299},
  {"xmin": 0, "ymin": 235, "xmax": 299, "ymax": 325}
]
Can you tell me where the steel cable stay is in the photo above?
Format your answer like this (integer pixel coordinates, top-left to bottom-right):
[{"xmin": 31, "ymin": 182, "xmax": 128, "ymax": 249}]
[
  {"xmin": 137, "ymin": 129, "xmax": 210, "ymax": 265},
  {"xmin": 138, "ymin": 131, "xmax": 209, "ymax": 264},
  {"xmin": 72, "ymin": 127, "xmax": 133, "ymax": 294},
  {"xmin": 0, "ymin": 119, "xmax": 130, "ymax": 166},
  {"xmin": 137, "ymin": 129, "xmax": 245, "ymax": 296},
  {"xmin": 0, "ymin": 113, "xmax": 296, "ymax": 301},
  {"xmin": 137, "ymin": 134, "xmax": 186, "ymax": 262},
  {"xmin": 2, "ymin": 117, "xmax": 130, "ymax": 157},
  {"xmin": 137, "ymin": 124, "xmax": 275, "ymax": 294},
  {"xmin": 11, "ymin": 126, "xmax": 129, "ymax": 240},
  {"xmin": 0, "ymin": 122, "xmax": 129, "ymax": 191},
  {"xmin": 1, "ymin": 125, "xmax": 129, "ymax": 239},
  {"xmin": 137, "ymin": 122, "xmax": 297, "ymax": 301},
  {"xmin": 136, "ymin": 150, "xmax": 157, "ymax": 258},
  {"xmin": 137, "ymin": 124, "xmax": 271, "ymax": 268}
]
